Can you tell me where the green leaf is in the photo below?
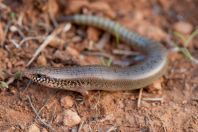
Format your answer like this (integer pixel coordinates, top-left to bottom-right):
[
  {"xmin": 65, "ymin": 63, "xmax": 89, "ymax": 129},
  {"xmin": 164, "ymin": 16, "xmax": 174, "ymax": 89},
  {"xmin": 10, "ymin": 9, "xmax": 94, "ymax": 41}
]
[
  {"xmin": 100, "ymin": 57, "xmax": 112, "ymax": 67},
  {"xmin": 15, "ymin": 71, "xmax": 22, "ymax": 79},
  {"xmin": 184, "ymin": 28, "xmax": 198, "ymax": 47},
  {"xmin": 0, "ymin": 81, "xmax": 8, "ymax": 89}
]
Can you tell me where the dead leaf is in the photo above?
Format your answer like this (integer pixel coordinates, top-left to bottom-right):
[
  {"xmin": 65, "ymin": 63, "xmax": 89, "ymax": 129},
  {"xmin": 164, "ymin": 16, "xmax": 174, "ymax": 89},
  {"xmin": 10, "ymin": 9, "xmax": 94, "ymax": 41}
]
[
  {"xmin": 66, "ymin": 0, "xmax": 89, "ymax": 14},
  {"xmin": 66, "ymin": 0, "xmax": 116, "ymax": 18},
  {"xmin": 88, "ymin": 1, "xmax": 116, "ymax": 18},
  {"xmin": 37, "ymin": 54, "xmax": 47, "ymax": 66},
  {"xmin": 87, "ymin": 27, "xmax": 100, "ymax": 41},
  {"xmin": 43, "ymin": 0, "xmax": 59, "ymax": 18}
]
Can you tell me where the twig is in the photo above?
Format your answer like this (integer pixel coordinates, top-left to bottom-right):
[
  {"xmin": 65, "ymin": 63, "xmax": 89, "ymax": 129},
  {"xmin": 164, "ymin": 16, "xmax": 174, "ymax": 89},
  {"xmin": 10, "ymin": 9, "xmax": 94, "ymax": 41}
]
[
  {"xmin": 10, "ymin": 39, "xmax": 20, "ymax": 48},
  {"xmin": 0, "ymin": 3, "xmax": 10, "ymax": 10},
  {"xmin": 34, "ymin": 93, "xmax": 57, "ymax": 122},
  {"xmin": 27, "ymin": 96, "xmax": 55, "ymax": 131},
  {"xmin": 106, "ymin": 126, "xmax": 117, "ymax": 132},
  {"xmin": 137, "ymin": 88, "xmax": 143, "ymax": 108},
  {"xmin": 26, "ymin": 35, "xmax": 54, "ymax": 66},
  {"xmin": 6, "ymin": 76, "xmax": 16, "ymax": 85},
  {"xmin": 82, "ymin": 51, "xmax": 114, "ymax": 60},
  {"xmin": 23, "ymin": 80, "xmax": 32, "ymax": 91},
  {"xmin": 113, "ymin": 49, "xmax": 140, "ymax": 56},
  {"xmin": 15, "ymin": 26, "xmax": 26, "ymax": 39},
  {"xmin": 17, "ymin": 12, "xmax": 24, "ymax": 26},
  {"xmin": 19, "ymin": 36, "xmax": 45, "ymax": 46},
  {"xmin": 0, "ymin": 21, "xmax": 11, "ymax": 45},
  {"xmin": 49, "ymin": 105, "xmax": 57, "ymax": 124},
  {"xmin": 142, "ymin": 97, "xmax": 163, "ymax": 102},
  {"xmin": 78, "ymin": 120, "xmax": 84, "ymax": 132},
  {"xmin": 96, "ymin": 33, "xmax": 110, "ymax": 50},
  {"xmin": 49, "ymin": 14, "xmax": 58, "ymax": 28},
  {"xmin": 26, "ymin": 27, "xmax": 63, "ymax": 66}
]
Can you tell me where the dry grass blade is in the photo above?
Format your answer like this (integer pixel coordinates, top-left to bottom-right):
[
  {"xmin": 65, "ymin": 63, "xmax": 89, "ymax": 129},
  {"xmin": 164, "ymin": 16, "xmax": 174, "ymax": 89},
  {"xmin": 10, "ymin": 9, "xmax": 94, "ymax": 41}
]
[
  {"xmin": 26, "ymin": 35, "xmax": 55, "ymax": 66},
  {"xmin": 137, "ymin": 88, "xmax": 143, "ymax": 108},
  {"xmin": 19, "ymin": 36, "xmax": 45, "ymax": 46},
  {"xmin": 27, "ymin": 96, "xmax": 55, "ymax": 131},
  {"xmin": 96, "ymin": 33, "xmax": 110, "ymax": 50},
  {"xmin": 26, "ymin": 26, "xmax": 63, "ymax": 66},
  {"xmin": 142, "ymin": 97, "xmax": 163, "ymax": 102},
  {"xmin": 173, "ymin": 28, "xmax": 198, "ymax": 64}
]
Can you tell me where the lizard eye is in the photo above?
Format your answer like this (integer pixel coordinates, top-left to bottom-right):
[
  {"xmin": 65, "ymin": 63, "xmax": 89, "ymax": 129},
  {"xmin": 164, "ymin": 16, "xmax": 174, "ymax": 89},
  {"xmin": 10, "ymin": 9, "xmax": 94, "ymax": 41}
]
[
  {"xmin": 33, "ymin": 74, "xmax": 47, "ymax": 82},
  {"xmin": 36, "ymin": 74, "xmax": 42, "ymax": 78},
  {"xmin": 34, "ymin": 74, "xmax": 45, "ymax": 80}
]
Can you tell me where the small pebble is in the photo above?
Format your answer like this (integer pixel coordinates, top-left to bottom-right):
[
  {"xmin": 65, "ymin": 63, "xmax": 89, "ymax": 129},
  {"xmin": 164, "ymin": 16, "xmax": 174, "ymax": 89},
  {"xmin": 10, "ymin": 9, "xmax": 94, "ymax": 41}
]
[
  {"xmin": 147, "ymin": 78, "xmax": 163, "ymax": 95},
  {"xmin": 63, "ymin": 109, "xmax": 81, "ymax": 127},
  {"xmin": 28, "ymin": 124, "xmax": 40, "ymax": 132},
  {"xmin": 9, "ymin": 25, "xmax": 18, "ymax": 32},
  {"xmin": 182, "ymin": 100, "xmax": 187, "ymax": 104},
  {"xmin": 48, "ymin": 37, "xmax": 65, "ymax": 48},
  {"xmin": 173, "ymin": 21, "xmax": 193, "ymax": 34},
  {"xmin": 41, "ymin": 128, "xmax": 48, "ymax": 132},
  {"xmin": 61, "ymin": 96, "xmax": 74, "ymax": 108}
]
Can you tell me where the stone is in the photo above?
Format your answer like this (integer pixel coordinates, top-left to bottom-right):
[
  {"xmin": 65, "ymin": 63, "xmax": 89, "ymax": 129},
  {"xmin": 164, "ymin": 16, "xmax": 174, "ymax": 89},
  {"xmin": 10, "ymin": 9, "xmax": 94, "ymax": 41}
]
[
  {"xmin": 28, "ymin": 124, "xmax": 40, "ymax": 132},
  {"xmin": 174, "ymin": 21, "xmax": 193, "ymax": 34},
  {"xmin": 61, "ymin": 96, "xmax": 74, "ymax": 108},
  {"xmin": 63, "ymin": 109, "xmax": 81, "ymax": 127}
]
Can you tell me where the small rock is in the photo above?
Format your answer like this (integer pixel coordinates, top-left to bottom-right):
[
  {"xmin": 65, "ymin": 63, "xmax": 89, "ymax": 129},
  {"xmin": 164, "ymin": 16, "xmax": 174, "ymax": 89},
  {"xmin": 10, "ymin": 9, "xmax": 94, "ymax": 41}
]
[
  {"xmin": 147, "ymin": 78, "xmax": 163, "ymax": 95},
  {"xmin": 37, "ymin": 54, "xmax": 47, "ymax": 66},
  {"xmin": 28, "ymin": 124, "xmax": 40, "ymax": 132},
  {"xmin": 182, "ymin": 100, "xmax": 187, "ymax": 105},
  {"xmin": 9, "ymin": 88, "xmax": 17, "ymax": 95},
  {"xmin": 61, "ymin": 96, "xmax": 74, "ymax": 108},
  {"xmin": 71, "ymin": 36, "xmax": 82, "ymax": 43},
  {"xmin": 66, "ymin": 46, "xmax": 80, "ymax": 57},
  {"xmin": 133, "ymin": 11, "xmax": 144, "ymax": 21},
  {"xmin": 173, "ymin": 21, "xmax": 193, "ymax": 34},
  {"xmin": 141, "ymin": 101, "xmax": 151, "ymax": 108},
  {"xmin": 63, "ymin": 23, "xmax": 72, "ymax": 33},
  {"xmin": 41, "ymin": 128, "xmax": 48, "ymax": 132},
  {"xmin": 48, "ymin": 37, "xmax": 65, "ymax": 48},
  {"xmin": 63, "ymin": 109, "xmax": 81, "ymax": 127},
  {"xmin": 11, "ymin": 126, "xmax": 16, "ymax": 130},
  {"xmin": 9, "ymin": 25, "xmax": 18, "ymax": 32}
]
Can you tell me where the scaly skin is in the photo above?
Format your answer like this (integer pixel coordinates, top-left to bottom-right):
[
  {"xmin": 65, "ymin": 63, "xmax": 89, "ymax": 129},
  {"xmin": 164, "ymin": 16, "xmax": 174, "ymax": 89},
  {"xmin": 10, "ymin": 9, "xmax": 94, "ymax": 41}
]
[{"xmin": 24, "ymin": 15, "xmax": 168, "ymax": 95}]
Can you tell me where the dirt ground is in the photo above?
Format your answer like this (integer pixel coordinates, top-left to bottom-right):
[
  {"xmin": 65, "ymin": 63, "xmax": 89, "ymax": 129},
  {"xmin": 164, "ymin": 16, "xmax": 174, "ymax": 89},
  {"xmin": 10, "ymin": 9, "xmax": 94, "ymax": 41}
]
[{"xmin": 0, "ymin": 0, "xmax": 198, "ymax": 131}]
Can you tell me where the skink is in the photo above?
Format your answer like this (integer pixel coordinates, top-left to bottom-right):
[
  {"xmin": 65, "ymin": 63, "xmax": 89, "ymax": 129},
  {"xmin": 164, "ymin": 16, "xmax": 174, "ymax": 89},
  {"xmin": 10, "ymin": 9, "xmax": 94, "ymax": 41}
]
[{"xmin": 24, "ymin": 15, "xmax": 168, "ymax": 95}]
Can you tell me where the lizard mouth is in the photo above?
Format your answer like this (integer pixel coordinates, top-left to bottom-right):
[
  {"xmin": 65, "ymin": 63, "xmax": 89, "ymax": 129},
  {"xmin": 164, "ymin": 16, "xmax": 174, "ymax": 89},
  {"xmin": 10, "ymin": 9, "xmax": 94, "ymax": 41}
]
[{"xmin": 23, "ymin": 69, "xmax": 31, "ymax": 79}]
